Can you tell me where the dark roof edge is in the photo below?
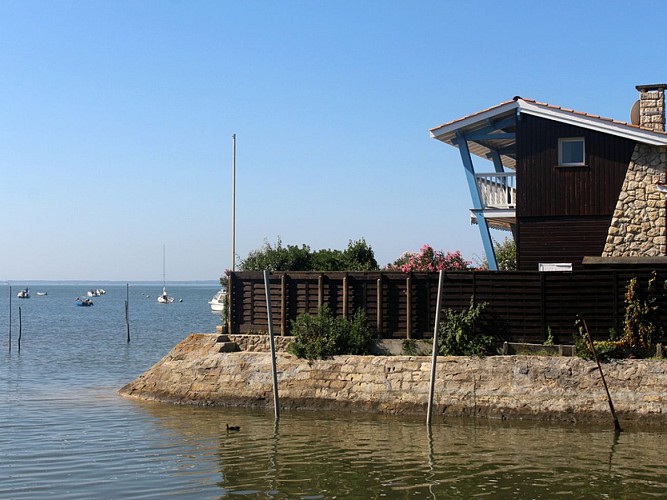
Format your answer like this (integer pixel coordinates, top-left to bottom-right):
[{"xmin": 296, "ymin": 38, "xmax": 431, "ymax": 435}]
[
  {"xmin": 636, "ymin": 84, "xmax": 667, "ymax": 92},
  {"xmin": 582, "ymin": 256, "xmax": 667, "ymax": 267}
]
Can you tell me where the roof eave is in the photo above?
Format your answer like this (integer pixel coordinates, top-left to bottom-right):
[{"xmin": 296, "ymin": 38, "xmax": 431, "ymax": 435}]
[
  {"xmin": 518, "ymin": 100, "xmax": 667, "ymax": 146},
  {"xmin": 429, "ymin": 100, "xmax": 519, "ymax": 144},
  {"xmin": 431, "ymin": 98, "xmax": 667, "ymax": 148}
]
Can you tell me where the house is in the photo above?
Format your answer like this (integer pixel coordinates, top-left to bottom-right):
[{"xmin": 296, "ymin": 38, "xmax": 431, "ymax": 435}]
[{"xmin": 430, "ymin": 85, "xmax": 667, "ymax": 271}]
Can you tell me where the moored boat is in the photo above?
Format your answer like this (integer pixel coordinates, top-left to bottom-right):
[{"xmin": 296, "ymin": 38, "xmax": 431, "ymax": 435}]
[
  {"xmin": 208, "ymin": 288, "xmax": 227, "ymax": 312},
  {"xmin": 17, "ymin": 288, "xmax": 30, "ymax": 299},
  {"xmin": 157, "ymin": 245, "xmax": 174, "ymax": 304},
  {"xmin": 75, "ymin": 297, "xmax": 94, "ymax": 307},
  {"xmin": 157, "ymin": 287, "xmax": 174, "ymax": 304}
]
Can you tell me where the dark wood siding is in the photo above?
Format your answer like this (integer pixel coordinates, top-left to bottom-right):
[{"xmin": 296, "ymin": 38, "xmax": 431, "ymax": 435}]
[
  {"xmin": 516, "ymin": 114, "xmax": 634, "ymax": 217},
  {"xmin": 517, "ymin": 216, "xmax": 611, "ymax": 270},
  {"xmin": 514, "ymin": 114, "xmax": 635, "ymax": 268}
]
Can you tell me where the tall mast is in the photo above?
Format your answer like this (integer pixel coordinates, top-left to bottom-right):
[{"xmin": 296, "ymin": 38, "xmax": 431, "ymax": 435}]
[
  {"xmin": 162, "ymin": 244, "xmax": 166, "ymax": 286},
  {"xmin": 232, "ymin": 134, "xmax": 237, "ymax": 273}
]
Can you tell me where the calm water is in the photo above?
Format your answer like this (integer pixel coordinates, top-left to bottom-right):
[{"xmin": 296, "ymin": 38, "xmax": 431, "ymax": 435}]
[{"xmin": 1, "ymin": 283, "xmax": 667, "ymax": 499}]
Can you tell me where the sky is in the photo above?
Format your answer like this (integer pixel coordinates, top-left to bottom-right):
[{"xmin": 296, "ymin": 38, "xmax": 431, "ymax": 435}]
[{"xmin": 1, "ymin": 0, "xmax": 665, "ymax": 281}]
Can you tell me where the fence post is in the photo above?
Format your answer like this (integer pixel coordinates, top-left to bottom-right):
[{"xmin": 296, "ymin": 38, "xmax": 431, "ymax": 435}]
[
  {"xmin": 342, "ymin": 273, "xmax": 348, "ymax": 319},
  {"xmin": 227, "ymin": 273, "xmax": 234, "ymax": 334},
  {"xmin": 318, "ymin": 274, "xmax": 324, "ymax": 309},
  {"xmin": 376, "ymin": 277, "xmax": 383, "ymax": 336},
  {"xmin": 280, "ymin": 273, "xmax": 287, "ymax": 336},
  {"xmin": 540, "ymin": 272, "xmax": 547, "ymax": 341},
  {"xmin": 406, "ymin": 276, "xmax": 412, "ymax": 340}
]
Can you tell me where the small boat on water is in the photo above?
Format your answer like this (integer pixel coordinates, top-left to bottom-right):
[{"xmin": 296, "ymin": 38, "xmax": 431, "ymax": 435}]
[
  {"xmin": 157, "ymin": 245, "xmax": 174, "ymax": 304},
  {"xmin": 86, "ymin": 289, "xmax": 106, "ymax": 297},
  {"xmin": 75, "ymin": 297, "xmax": 94, "ymax": 307},
  {"xmin": 157, "ymin": 287, "xmax": 174, "ymax": 304},
  {"xmin": 17, "ymin": 288, "xmax": 30, "ymax": 299},
  {"xmin": 209, "ymin": 288, "xmax": 227, "ymax": 312},
  {"xmin": 36, "ymin": 291, "xmax": 48, "ymax": 296}
]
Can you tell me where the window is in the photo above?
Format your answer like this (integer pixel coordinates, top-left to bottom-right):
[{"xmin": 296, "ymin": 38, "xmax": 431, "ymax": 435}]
[{"xmin": 558, "ymin": 137, "xmax": 585, "ymax": 166}]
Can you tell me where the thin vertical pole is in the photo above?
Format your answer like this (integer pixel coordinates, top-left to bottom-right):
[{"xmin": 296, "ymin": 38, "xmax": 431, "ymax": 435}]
[
  {"xmin": 125, "ymin": 283, "xmax": 131, "ymax": 343},
  {"xmin": 263, "ymin": 270, "xmax": 280, "ymax": 421},
  {"xmin": 582, "ymin": 319, "xmax": 622, "ymax": 433},
  {"xmin": 17, "ymin": 306, "xmax": 22, "ymax": 352},
  {"xmin": 406, "ymin": 276, "xmax": 412, "ymax": 340},
  {"xmin": 231, "ymin": 133, "xmax": 237, "ymax": 273},
  {"xmin": 8, "ymin": 285, "xmax": 12, "ymax": 352},
  {"xmin": 427, "ymin": 270, "xmax": 445, "ymax": 426}
]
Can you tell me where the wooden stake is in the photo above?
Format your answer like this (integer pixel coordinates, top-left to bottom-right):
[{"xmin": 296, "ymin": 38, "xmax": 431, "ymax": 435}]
[
  {"xmin": 427, "ymin": 270, "xmax": 445, "ymax": 426},
  {"xmin": 264, "ymin": 270, "xmax": 280, "ymax": 421},
  {"xmin": 582, "ymin": 319, "xmax": 622, "ymax": 433},
  {"xmin": 17, "ymin": 306, "xmax": 22, "ymax": 352},
  {"xmin": 8, "ymin": 285, "xmax": 11, "ymax": 352},
  {"xmin": 125, "ymin": 283, "xmax": 131, "ymax": 343}
]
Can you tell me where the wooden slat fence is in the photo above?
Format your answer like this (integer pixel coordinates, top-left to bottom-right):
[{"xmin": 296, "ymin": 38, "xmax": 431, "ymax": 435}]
[{"xmin": 228, "ymin": 269, "xmax": 667, "ymax": 344}]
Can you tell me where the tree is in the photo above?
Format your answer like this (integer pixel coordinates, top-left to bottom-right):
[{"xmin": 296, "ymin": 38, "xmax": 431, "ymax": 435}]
[
  {"xmin": 494, "ymin": 237, "xmax": 516, "ymax": 271},
  {"xmin": 239, "ymin": 238, "xmax": 312, "ymax": 271},
  {"xmin": 237, "ymin": 237, "xmax": 379, "ymax": 272}
]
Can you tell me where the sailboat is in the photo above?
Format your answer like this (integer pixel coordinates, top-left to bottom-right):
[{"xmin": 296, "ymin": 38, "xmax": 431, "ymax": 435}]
[{"xmin": 157, "ymin": 245, "xmax": 174, "ymax": 304}]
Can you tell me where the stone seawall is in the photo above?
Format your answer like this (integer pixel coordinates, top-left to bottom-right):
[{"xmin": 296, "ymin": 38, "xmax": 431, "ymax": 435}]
[{"xmin": 119, "ymin": 334, "xmax": 667, "ymax": 426}]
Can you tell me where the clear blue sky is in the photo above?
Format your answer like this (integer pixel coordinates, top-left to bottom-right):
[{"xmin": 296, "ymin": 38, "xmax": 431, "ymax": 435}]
[{"xmin": 1, "ymin": 0, "xmax": 663, "ymax": 281}]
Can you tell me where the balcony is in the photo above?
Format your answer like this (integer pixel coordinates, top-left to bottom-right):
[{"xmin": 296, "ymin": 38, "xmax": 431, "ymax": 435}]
[{"xmin": 471, "ymin": 172, "xmax": 516, "ymax": 231}]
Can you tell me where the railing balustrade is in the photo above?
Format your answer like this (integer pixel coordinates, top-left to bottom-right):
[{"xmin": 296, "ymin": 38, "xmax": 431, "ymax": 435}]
[{"xmin": 475, "ymin": 172, "xmax": 516, "ymax": 209}]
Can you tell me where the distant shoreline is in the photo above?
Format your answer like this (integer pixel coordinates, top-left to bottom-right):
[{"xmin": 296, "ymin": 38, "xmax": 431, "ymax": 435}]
[{"xmin": 1, "ymin": 280, "xmax": 219, "ymax": 287}]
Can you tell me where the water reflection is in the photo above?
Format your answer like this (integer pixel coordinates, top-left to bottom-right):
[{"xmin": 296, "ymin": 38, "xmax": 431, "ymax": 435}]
[{"xmin": 130, "ymin": 400, "xmax": 667, "ymax": 498}]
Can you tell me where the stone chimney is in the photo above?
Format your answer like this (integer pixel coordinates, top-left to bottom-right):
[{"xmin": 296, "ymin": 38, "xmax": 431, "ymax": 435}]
[{"xmin": 635, "ymin": 84, "xmax": 667, "ymax": 132}]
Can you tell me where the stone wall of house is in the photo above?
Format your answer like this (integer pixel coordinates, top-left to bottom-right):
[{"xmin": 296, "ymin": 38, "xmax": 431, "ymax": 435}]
[
  {"xmin": 603, "ymin": 143, "xmax": 667, "ymax": 257},
  {"xmin": 119, "ymin": 333, "xmax": 667, "ymax": 426}
]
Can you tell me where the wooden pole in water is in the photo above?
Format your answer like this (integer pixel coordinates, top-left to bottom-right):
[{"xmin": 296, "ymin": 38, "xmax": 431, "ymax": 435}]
[
  {"xmin": 426, "ymin": 270, "xmax": 445, "ymax": 426},
  {"xmin": 8, "ymin": 285, "xmax": 12, "ymax": 352},
  {"xmin": 582, "ymin": 319, "xmax": 622, "ymax": 433},
  {"xmin": 125, "ymin": 283, "xmax": 131, "ymax": 343},
  {"xmin": 264, "ymin": 270, "xmax": 280, "ymax": 421},
  {"xmin": 17, "ymin": 306, "xmax": 22, "ymax": 352}
]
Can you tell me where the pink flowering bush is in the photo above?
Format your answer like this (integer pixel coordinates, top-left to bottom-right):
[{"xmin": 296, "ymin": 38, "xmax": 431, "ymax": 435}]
[{"xmin": 387, "ymin": 244, "xmax": 471, "ymax": 272}]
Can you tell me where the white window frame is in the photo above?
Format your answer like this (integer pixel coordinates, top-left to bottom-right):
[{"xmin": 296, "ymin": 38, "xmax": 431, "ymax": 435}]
[{"xmin": 558, "ymin": 137, "xmax": 586, "ymax": 166}]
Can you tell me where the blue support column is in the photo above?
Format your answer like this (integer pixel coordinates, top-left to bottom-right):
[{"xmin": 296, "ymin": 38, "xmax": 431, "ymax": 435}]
[
  {"xmin": 455, "ymin": 133, "xmax": 498, "ymax": 270},
  {"xmin": 487, "ymin": 149, "xmax": 505, "ymax": 173}
]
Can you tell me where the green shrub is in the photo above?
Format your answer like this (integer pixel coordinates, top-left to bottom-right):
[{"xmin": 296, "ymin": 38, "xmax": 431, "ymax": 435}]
[
  {"xmin": 622, "ymin": 273, "xmax": 663, "ymax": 355},
  {"xmin": 402, "ymin": 339, "xmax": 418, "ymax": 356},
  {"xmin": 575, "ymin": 273, "xmax": 665, "ymax": 360},
  {"xmin": 288, "ymin": 306, "xmax": 374, "ymax": 359},
  {"xmin": 544, "ymin": 326, "xmax": 555, "ymax": 346},
  {"xmin": 437, "ymin": 299, "xmax": 492, "ymax": 356}
]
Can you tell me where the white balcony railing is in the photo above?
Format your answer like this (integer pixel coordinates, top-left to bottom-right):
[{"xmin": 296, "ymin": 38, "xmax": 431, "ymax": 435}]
[{"xmin": 475, "ymin": 172, "xmax": 516, "ymax": 209}]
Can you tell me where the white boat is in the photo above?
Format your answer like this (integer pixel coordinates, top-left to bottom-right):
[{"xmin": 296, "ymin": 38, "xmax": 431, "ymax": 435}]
[
  {"xmin": 157, "ymin": 287, "xmax": 174, "ymax": 304},
  {"xmin": 36, "ymin": 291, "xmax": 48, "ymax": 296},
  {"xmin": 86, "ymin": 288, "xmax": 106, "ymax": 297},
  {"xmin": 17, "ymin": 288, "xmax": 30, "ymax": 299},
  {"xmin": 157, "ymin": 245, "xmax": 174, "ymax": 304},
  {"xmin": 208, "ymin": 288, "xmax": 227, "ymax": 312}
]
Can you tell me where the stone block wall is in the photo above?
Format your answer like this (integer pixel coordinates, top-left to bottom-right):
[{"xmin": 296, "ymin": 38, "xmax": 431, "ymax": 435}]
[
  {"xmin": 119, "ymin": 333, "xmax": 667, "ymax": 426},
  {"xmin": 603, "ymin": 143, "xmax": 667, "ymax": 257}
]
